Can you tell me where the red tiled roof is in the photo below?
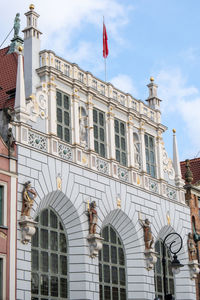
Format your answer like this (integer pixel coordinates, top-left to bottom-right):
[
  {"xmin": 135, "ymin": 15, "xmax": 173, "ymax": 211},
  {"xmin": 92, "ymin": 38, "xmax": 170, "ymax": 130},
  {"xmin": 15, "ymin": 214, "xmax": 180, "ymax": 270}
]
[
  {"xmin": 180, "ymin": 158, "xmax": 200, "ymax": 185},
  {"xmin": 0, "ymin": 46, "xmax": 18, "ymax": 109}
]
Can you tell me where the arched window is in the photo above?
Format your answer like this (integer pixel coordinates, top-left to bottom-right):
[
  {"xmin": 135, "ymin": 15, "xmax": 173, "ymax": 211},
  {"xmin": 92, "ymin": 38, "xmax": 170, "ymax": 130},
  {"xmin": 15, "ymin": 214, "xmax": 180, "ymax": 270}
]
[
  {"xmin": 31, "ymin": 208, "xmax": 68, "ymax": 299},
  {"xmin": 99, "ymin": 225, "xmax": 126, "ymax": 300},
  {"xmin": 154, "ymin": 240, "xmax": 175, "ymax": 300}
]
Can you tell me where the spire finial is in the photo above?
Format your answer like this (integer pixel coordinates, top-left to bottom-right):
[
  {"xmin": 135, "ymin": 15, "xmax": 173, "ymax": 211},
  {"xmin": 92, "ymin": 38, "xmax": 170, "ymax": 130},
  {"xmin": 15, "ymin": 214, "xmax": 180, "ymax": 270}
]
[
  {"xmin": 173, "ymin": 129, "xmax": 183, "ymax": 187},
  {"xmin": 29, "ymin": 4, "xmax": 35, "ymax": 10},
  {"xmin": 185, "ymin": 159, "xmax": 193, "ymax": 184},
  {"xmin": 172, "ymin": 128, "xmax": 176, "ymax": 134}
]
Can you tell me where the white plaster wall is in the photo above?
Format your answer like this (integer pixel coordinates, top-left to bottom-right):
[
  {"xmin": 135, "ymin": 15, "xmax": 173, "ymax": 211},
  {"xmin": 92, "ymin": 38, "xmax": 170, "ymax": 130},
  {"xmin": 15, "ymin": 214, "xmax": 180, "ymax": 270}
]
[{"xmin": 16, "ymin": 145, "xmax": 195, "ymax": 300}]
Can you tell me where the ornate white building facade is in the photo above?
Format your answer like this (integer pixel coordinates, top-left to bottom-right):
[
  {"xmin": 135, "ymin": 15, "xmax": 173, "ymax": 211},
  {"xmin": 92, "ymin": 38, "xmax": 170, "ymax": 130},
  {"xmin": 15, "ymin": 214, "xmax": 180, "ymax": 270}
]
[{"xmin": 12, "ymin": 5, "xmax": 196, "ymax": 300}]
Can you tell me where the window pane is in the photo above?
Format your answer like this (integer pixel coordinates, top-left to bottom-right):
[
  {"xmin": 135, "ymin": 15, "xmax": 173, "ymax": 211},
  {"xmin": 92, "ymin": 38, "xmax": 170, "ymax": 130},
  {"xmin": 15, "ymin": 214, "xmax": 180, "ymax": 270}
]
[
  {"xmin": 121, "ymin": 138, "xmax": 125, "ymax": 150},
  {"xmin": 111, "ymin": 246, "xmax": 117, "ymax": 264},
  {"xmin": 112, "ymin": 266, "xmax": 118, "ymax": 284},
  {"xmin": 145, "ymin": 134, "xmax": 148, "ymax": 147},
  {"xmin": 110, "ymin": 227, "xmax": 116, "ymax": 243},
  {"xmin": 41, "ymin": 209, "xmax": 48, "ymax": 226},
  {"xmin": 114, "ymin": 120, "xmax": 119, "ymax": 133},
  {"xmin": 94, "ymin": 141, "xmax": 99, "ymax": 153},
  {"xmin": 100, "ymin": 144, "xmax": 105, "ymax": 158},
  {"xmin": 93, "ymin": 110, "xmax": 98, "ymax": 123},
  {"xmin": 100, "ymin": 285, "xmax": 103, "ymax": 300},
  {"xmin": 60, "ymin": 278, "xmax": 68, "ymax": 298},
  {"xmin": 56, "ymin": 92, "xmax": 62, "ymax": 106},
  {"xmin": 57, "ymin": 108, "xmax": 62, "ymax": 123},
  {"xmin": 64, "ymin": 95, "xmax": 69, "ymax": 109},
  {"xmin": 102, "ymin": 227, "xmax": 109, "ymax": 242},
  {"xmin": 149, "ymin": 137, "xmax": 154, "ymax": 148},
  {"xmin": 119, "ymin": 268, "xmax": 125, "ymax": 286},
  {"xmin": 32, "ymin": 250, "xmax": 39, "ymax": 271},
  {"xmin": 99, "ymin": 263, "xmax": 102, "ymax": 281},
  {"xmin": 31, "ymin": 273, "xmax": 39, "ymax": 294},
  {"xmin": 100, "ymin": 128, "xmax": 104, "ymax": 141},
  {"xmin": 103, "ymin": 244, "xmax": 109, "ymax": 262},
  {"xmin": 115, "ymin": 135, "xmax": 120, "ymax": 148},
  {"xmin": 64, "ymin": 128, "xmax": 70, "ymax": 142},
  {"xmin": 51, "ymin": 276, "xmax": 58, "ymax": 296},
  {"xmin": 104, "ymin": 265, "xmax": 110, "ymax": 283},
  {"xmin": 41, "ymin": 229, "xmax": 48, "ymax": 249},
  {"xmin": 64, "ymin": 111, "xmax": 69, "ymax": 126},
  {"xmin": 150, "ymin": 165, "xmax": 155, "ymax": 178},
  {"xmin": 50, "ymin": 231, "xmax": 58, "ymax": 251},
  {"xmin": 51, "ymin": 254, "xmax": 58, "ymax": 274},
  {"xmin": 60, "ymin": 233, "xmax": 67, "ymax": 253},
  {"xmin": 122, "ymin": 152, "xmax": 126, "ymax": 166},
  {"xmin": 150, "ymin": 151, "xmax": 154, "ymax": 163},
  {"xmin": 50, "ymin": 211, "xmax": 57, "ymax": 229},
  {"xmin": 57, "ymin": 125, "xmax": 63, "ymax": 139},
  {"xmin": 118, "ymin": 248, "xmax": 125, "ymax": 265},
  {"xmin": 120, "ymin": 288, "xmax": 126, "ymax": 300},
  {"xmin": 99, "ymin": 113, "xmax": 104, "ymax": 126},
  {"xmin": 41, "ymin": 251, "xmax": 48, "ymax": 272},
  {"xmin": 41, "ymin": 275, "xmax": 48, "ymax": 295},
  {"xmin": 60, "ymin": 256, "xmax": 67, "ymax": 275},
  {"xmin": 94, "ymin": 125, "xmax": 98, "ymax": 139},
  {"xmin": 32, "ymin": 227, "xmax": 38, "ymax": 247},
  {"xmin": 120, "ymin": 123, "xmax": 125, "ymax": 136},
  {"xmin": 104, "ymin": 286, "xmax": 111, "ymax": 300},
  {"xmin": 116, "ymin": 150, "xmax": 120, "ymax": 162},
  {"xmin": 112, "ymin": 287, "xmax": 118, "ymax": 300}
]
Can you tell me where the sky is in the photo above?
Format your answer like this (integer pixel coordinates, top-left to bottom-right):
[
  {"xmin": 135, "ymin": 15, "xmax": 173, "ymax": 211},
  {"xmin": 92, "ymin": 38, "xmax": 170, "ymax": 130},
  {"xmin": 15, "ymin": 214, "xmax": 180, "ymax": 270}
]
[{"xmin": 1, "ymin": 0, "xmax": 200, "ymax": 161}]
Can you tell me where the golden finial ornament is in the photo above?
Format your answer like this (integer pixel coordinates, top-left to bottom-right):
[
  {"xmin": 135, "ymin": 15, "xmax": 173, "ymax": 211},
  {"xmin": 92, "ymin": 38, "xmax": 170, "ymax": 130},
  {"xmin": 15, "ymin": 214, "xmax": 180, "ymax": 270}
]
[
  {"xmin": 150, "ymin": 77, "xmax": 154, "ymax": 82},
  {"xmin": 172, "ymin": 128, "xmax": 176, "ymax": 133},
  {"xmin": 18, "ymin": 46, "xmax": 23, "ymax": 52},
  {"xmin": 29, "ymin": 4, "xmax": 35, "ymax": 10}
]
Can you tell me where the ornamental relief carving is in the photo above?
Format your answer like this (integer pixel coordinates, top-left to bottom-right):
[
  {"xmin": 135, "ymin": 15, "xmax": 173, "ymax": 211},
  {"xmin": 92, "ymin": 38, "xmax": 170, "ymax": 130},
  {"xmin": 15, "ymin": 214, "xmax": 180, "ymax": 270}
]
[
  {"xmin": 27, "ymin": 89, "xmax": 48, "ymax": 122},
  {"xmin": 162, "ymin": 145, "xmax": 175, "ymax": 180}
]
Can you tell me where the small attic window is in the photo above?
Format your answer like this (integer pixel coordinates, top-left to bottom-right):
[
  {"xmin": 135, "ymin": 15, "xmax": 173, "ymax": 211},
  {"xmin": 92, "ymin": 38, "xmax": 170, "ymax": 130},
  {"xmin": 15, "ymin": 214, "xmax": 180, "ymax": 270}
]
[{"xmin": 6, "ymin": 88, "xmax": 16, "ymax": 99}]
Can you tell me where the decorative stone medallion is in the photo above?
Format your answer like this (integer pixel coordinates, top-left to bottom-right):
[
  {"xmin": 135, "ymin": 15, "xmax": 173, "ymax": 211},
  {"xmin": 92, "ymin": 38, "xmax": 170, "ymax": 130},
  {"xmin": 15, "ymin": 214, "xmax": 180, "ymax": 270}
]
[{"xmin": 28, "ymin": 131, "xmax": 47, "ymax": 152}]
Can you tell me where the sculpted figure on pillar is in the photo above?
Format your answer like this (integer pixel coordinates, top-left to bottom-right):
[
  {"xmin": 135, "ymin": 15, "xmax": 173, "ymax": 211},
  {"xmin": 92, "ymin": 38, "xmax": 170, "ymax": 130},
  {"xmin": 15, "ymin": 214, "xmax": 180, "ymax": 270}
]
[
  {"xmin": 88, "ymin": 201, "xmax": 98, "ymax": 234},
  {"xmin": 140, "ymin": 218, "xmax": 154, "ymax": 250},
  {"xmin": 21, "ymin": 181, "xmax": 37, "ymax": 218},
  {"xmin": 188, "ymin": 232, "xmax": 197, "ymax": 261},
  {"xmin": 14, "ymin": 13, "xmax": 20, "ymax": 38}
]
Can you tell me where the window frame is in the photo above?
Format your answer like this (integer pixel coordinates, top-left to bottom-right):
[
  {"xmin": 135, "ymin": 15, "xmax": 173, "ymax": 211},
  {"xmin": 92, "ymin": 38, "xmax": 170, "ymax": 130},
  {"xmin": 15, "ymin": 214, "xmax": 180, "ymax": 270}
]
[
  {"xmin": 93, "ymin": 108, "xmax": 107, "ymax": 158},
  {"xmin": 31, "ymin": 208, "xmax": 68, "ymax": 299},
  {"xmin": 0, "ymin": 183, "xmax": 7, "ymax": 227},
  {"xmin": 144, "ymin": 133, "xmax": 156, "ymax": 178},
  {"xmin": 56, "ymin": 90, "xmax": 71, "ymax": 144},
  {"xmin": 114, "ymin": 119, "xmax": 127, "ymax": 167},
  {"xmin": 0, "ymin": 255, "xmax": 6, "ymax": 300}
]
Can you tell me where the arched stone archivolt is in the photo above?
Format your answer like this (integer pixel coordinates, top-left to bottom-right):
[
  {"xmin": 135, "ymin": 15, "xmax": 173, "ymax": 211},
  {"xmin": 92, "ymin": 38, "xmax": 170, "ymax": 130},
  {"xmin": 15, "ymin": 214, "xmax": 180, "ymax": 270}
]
[{"xmin": 100, "ymin": 209, "xmax": 146, "ymax": 299}]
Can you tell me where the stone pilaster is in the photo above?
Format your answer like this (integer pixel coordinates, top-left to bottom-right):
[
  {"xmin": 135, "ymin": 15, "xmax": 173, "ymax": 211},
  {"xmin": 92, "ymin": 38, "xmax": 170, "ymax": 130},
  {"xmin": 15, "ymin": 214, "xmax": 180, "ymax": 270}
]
[
  {"xmin": 127, "ymin": 117, "xmax": 134, "ymax": 168},
  {"xmin": 87, "ymin": 94, "xmax": 94, "ymax": 151},
  {"xmin": 72, "ymin": 88, "xmax": 80, "ymax": 145},
  {"xmin": 139, "ymin": 125, "xmax": 146, "ymax": 173},
  {"xmin": 47, "ymin": 78, "xmax": 57, "ymax": 135}
]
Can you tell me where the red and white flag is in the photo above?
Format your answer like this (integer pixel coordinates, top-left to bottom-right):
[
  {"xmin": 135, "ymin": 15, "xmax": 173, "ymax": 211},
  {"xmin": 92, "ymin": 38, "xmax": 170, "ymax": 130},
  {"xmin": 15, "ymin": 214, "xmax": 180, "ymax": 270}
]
[{"xmin": 103, "ymin": 22, "xmax": 108, "ymax": 58}]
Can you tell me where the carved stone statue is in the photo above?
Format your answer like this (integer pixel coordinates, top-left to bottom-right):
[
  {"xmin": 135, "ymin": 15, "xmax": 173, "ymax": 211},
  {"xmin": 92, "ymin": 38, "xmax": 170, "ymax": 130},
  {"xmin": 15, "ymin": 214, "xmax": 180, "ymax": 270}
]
[
  {"xmin": 140, "ymin": 218, "xmax": 154, "ymax": 250},
  {"xmin": 188, "ymin": 232, "xmax": 197, "ymax": 261},
  {"xmin": 6, "ymin": 127, "xmax": 15, "ymax": 152},
  {"xmin": 14, "ymin": 13, "xmax": 20, "ymax": 38},
  {"xmin": 88, "ymin": 201, "xmax": 98, "ymax": 234},
  {"xmin": 21, "ymin": 181, "xmax": 37, "ymax": 218}
]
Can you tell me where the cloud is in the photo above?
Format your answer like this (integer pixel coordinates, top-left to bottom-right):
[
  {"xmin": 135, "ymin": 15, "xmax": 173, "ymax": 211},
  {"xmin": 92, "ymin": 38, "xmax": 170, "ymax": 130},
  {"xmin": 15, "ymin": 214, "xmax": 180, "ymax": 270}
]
[
  {"xmin": 110, "ymin": 74, "xmax": 138, "ymax": 96},
  {"xmin": 156, "ymin": 67, "xmax": 200, "ymax": 156}
]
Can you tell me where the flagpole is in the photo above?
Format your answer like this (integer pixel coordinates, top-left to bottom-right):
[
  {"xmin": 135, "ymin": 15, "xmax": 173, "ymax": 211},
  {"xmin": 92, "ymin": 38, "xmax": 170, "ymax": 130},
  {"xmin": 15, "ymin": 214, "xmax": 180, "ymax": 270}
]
[{"xmin": 105, "ymin": 58, "xmax": 106, "ymax": 82}]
